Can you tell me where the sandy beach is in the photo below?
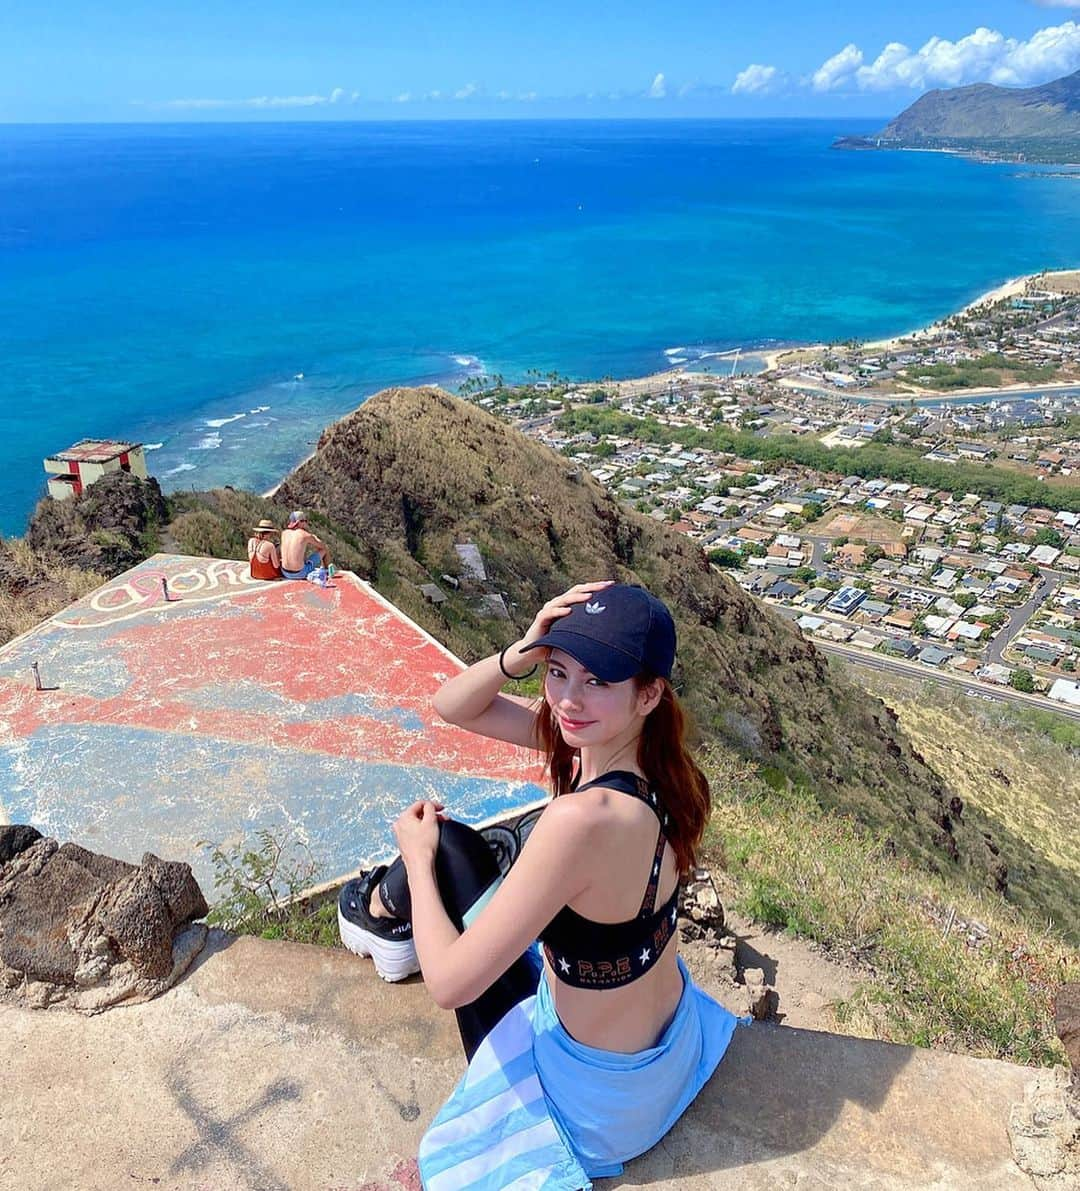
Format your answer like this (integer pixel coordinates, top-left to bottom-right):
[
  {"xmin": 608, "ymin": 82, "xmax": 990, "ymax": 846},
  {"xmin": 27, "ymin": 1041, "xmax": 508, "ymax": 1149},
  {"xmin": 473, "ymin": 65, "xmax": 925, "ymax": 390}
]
[{"xmin": 764, "ymin": 267, "xmax": 1080, "ymax": 370}]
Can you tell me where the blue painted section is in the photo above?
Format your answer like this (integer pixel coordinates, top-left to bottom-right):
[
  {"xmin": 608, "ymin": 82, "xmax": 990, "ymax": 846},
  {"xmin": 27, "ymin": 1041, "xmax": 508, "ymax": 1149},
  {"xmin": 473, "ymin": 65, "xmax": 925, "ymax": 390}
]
[
  {"xmin": 0, "ymin": 624, "xmax": 133, "ymax": 697},
  {"xmin": 0, "ymin": 722, "xmax": 547, "ymax": 894},
  {"xmin": 183, "ymin": 682, "xmax": 426, "ymax": 730}
]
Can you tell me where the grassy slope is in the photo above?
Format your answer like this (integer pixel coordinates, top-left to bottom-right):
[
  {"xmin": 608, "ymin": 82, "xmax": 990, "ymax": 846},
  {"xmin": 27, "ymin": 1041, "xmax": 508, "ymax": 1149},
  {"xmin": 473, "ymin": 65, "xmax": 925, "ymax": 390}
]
[
  {"xmin": 703, "ymin": 749, "xmax": 1076, "ymax": 1066},
  {"xmin": 853, "ymin": 667, "xmax": 1080, "ymax": 940}
]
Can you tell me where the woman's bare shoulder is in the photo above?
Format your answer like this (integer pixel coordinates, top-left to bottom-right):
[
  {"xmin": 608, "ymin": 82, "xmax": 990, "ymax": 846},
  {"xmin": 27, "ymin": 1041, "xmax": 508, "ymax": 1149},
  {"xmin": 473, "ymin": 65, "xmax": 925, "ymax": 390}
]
[{"xmin": 544, "ymin": 783, "xmax": 629, "ymax": 830}]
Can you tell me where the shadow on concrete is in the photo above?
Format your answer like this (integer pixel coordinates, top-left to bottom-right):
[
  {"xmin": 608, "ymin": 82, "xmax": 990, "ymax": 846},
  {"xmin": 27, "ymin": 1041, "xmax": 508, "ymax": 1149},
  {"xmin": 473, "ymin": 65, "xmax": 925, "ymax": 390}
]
[
  {"xmin": 182, "ymin": 925, "xmax": 239, "ymax": 979},
  {"xmin": 607, "ymin": 1023, "xmax": 915, "ymax": 1186}
]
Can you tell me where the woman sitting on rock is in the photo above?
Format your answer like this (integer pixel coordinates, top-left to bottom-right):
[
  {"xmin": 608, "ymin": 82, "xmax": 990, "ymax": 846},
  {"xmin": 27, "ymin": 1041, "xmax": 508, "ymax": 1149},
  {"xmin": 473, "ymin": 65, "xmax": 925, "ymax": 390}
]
[{"xmin": 337, "ymin": 581, "xmax": 746, "ymax": 1189}]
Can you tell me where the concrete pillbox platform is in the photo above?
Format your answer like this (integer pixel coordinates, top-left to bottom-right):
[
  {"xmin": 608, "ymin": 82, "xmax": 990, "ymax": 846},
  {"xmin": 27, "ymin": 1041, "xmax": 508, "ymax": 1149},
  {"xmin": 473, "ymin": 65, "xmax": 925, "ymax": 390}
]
[{"xmin": 0, "ymin": 554, "xmax": 547, "ymax": 893}]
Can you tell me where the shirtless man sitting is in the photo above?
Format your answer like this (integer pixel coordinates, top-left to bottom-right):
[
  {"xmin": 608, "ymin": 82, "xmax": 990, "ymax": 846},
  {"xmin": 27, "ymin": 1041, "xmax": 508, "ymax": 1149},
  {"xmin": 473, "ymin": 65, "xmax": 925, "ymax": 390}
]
[{"xmin": 280, "ymin": 510, "xmax": 330, "ymax": 580}]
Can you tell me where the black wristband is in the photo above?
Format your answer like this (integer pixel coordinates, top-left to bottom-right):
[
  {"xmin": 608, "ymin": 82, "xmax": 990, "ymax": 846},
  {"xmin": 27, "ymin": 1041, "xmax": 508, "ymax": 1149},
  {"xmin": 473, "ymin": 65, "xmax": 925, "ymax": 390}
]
[{"xmin": 499, "ymin": 643, "xmax": 538, "ymax": 681}]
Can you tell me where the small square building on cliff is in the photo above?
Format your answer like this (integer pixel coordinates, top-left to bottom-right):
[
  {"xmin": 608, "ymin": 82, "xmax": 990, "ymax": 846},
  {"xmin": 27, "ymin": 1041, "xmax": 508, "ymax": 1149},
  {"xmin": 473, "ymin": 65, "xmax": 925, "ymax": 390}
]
[{"xmin": 43, "ymin": 439, "xmax": 149, "ymax": 501}]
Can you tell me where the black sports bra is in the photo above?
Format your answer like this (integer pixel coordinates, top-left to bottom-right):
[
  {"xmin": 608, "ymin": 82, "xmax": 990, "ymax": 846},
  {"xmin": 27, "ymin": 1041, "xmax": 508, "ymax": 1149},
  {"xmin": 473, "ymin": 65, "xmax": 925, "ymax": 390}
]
[{"xmin": 539, "ymin": 770, "xmax": 679, "ymax": 990}]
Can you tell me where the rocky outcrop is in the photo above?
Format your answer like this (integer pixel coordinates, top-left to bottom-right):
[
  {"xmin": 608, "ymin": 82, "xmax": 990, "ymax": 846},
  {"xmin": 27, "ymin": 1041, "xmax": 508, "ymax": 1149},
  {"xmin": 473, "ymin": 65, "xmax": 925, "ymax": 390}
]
[
  {"xmin": 1056, "ymin": 982, "xmax": 1080, "ymax": 1098},
  {"xmin": 0, "ymin": 826, "xmax": 208, "ymax": 1013},
  {"xmin": 26, "ymin": 470, "xmax": 168, "ymax": 577},
  {"xmin": 679, "ymin": 869, "xmax": 779, "ymax": 1022}
]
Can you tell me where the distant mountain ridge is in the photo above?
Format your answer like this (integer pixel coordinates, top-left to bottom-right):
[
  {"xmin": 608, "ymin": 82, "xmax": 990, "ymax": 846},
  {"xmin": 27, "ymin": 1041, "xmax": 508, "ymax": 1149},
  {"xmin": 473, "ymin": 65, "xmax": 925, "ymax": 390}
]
[
  {"xmin": 834, "ymin": 68, "xmax": 1080, "ymax": 161},
  {"xmin": 878, "ymin": 68, "xmax": 1080, "ymax": 142}
]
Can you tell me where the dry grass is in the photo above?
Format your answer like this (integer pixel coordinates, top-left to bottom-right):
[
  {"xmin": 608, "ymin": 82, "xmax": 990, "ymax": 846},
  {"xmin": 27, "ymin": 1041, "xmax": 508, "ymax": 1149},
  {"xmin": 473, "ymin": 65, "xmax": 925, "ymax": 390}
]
[
  {"xmin": 703, "ymin": 747, "xmax": 1078, "ymax": 1065},
  {"xmin": 0, "ymin": 539, "xmax": 105, "ymax": 646},
  {"xmin": 810, "ymin": 509, "xmax": 905, "ymax": 544},
  {"xmin": 857, "ymin": 671, "xmax": 1080, "ymax": 881}
]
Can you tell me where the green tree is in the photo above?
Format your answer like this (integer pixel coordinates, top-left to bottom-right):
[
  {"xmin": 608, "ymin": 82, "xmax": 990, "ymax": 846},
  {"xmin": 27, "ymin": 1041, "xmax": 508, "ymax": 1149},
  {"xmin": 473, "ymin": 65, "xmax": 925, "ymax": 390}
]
[
  {"xmin": 1009, "ymin": 668, "xmax": 1036, "ymax": 693},
  {"xmin": 707, "ymin": 547, "xmax": 743, "ymax": 569},
  {"xmin": 1034, "ymin": 527, "xmax": 1064, "ymax": 548}
]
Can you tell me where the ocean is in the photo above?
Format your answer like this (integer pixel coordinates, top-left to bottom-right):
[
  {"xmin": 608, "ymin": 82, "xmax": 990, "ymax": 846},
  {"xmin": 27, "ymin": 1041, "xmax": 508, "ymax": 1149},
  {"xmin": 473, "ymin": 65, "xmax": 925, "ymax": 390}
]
[{"xmin": 2, "ymin": 119, "xmax": 1078, "ymax": 535}]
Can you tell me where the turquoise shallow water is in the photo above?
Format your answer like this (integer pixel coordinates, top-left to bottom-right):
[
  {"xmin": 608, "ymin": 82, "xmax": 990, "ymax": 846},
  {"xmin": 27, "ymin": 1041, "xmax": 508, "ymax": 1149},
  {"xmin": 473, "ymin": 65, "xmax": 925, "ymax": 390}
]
[{"xmin": 1, "ymin": 119, "xmax": 1078, "ymax": 534}]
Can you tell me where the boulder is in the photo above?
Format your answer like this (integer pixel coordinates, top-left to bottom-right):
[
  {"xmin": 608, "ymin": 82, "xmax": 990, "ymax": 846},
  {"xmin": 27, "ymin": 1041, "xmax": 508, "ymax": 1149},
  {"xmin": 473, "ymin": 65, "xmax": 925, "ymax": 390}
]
[{"xmin": 0, "ymin": 827, "xmax": 208, "ymax": 1013}]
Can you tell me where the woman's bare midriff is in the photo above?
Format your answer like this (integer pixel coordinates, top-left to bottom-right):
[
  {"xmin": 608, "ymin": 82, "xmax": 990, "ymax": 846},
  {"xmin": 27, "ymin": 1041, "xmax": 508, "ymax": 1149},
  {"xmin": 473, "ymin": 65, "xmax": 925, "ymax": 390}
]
[{"xmin": 545, "ymin": 945, "xmax": 684, "ymax": 1052}]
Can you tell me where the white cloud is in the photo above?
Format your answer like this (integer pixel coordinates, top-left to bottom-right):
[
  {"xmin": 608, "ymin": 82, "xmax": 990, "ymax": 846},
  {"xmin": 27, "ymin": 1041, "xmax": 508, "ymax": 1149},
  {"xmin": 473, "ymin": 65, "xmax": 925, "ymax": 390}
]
[
  {"xmin": 812, "ymin": 44, "xmax": 864, "ymax": 92},
  {"xmin": 518, "ymin": 90, "xmax": 538, "ymax": 102},
  {"xmin": 647, "ymin": 72, "xmax": 667, "ymax": 99},
  {"xmin": 812, "ymin": 21, "xmax": 1080, "ymax": 93},
  {"xmin": 731, "ymin": 64, "xmax": 780, "ymax": 95},
  {"xmin": 393, "ymin": 92, "xmax": 412, "ymax": 103},
  {"xmin": 159, "ymin": 89, "xmax": 357, "ymax": 111},
  {"xmin": 1031, "ymin": 2, "xmax": 1080, "ymax": 9},
  {"xmin": 454, "ymin": 82, "xmax": 479, "ymax": 99}
]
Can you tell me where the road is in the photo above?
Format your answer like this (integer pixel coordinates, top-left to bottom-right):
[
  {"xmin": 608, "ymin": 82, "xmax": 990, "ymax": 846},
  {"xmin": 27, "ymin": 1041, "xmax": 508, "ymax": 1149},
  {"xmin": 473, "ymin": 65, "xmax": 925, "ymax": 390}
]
[
  {"xmin": 988, "ymin": 572, "xmax": 1063, "ymax": 663},
  {"xmin": 809, "ymin": 637, "xmax": 1080, "ymax": 724},
  {"xmin": 768, "ymin": 602, "xmax": 1080, "ymax": 720}
]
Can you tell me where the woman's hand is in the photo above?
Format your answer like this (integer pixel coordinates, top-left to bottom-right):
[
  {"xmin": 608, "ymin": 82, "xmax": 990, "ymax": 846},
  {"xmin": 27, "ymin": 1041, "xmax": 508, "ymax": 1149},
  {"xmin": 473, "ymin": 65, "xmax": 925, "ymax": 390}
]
[
  {"xmin": 393, "ymin": 799, "xmax": 445, "ymax": 867},
  {"xmin": 507, "ymin": 581, "xmax": 614, "ymax": 674}
]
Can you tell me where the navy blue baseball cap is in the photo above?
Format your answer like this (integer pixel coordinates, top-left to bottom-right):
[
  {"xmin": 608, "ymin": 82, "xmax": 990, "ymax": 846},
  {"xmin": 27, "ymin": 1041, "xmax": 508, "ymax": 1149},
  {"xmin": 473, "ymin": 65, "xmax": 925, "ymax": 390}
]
[{"xmin": 518, "ymin": 584, "xmax": 676, "ymax": 682}]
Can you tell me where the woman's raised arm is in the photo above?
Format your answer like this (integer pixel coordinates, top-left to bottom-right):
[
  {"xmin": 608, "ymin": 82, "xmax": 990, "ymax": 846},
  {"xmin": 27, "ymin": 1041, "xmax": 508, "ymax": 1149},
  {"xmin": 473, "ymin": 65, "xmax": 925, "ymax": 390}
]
[{"xmin": 431, "ymin": 580, "xmax": 614, "ymax": 749}]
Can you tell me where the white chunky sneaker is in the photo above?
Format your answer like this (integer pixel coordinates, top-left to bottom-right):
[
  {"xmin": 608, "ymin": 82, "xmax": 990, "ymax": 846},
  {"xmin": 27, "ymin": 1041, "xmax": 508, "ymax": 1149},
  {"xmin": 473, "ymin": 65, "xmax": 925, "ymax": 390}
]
[{"xmin": 337, "ymin": 866, "xmax": 420, "ymax": 982}]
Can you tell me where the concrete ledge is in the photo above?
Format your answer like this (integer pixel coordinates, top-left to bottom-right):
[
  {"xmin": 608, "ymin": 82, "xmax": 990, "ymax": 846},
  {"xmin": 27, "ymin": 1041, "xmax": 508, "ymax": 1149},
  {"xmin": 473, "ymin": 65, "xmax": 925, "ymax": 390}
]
[{"xmin": 1, "ymin": 933, "xmax": 1044, "ymax": 1190}]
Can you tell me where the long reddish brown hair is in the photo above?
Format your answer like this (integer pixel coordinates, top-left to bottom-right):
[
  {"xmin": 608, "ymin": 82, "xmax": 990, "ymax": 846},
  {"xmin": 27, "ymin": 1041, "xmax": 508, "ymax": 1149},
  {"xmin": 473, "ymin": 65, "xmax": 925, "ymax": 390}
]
[{"xmin": 535, "ymin": 671, "xmax": 710, "ymax": 874}]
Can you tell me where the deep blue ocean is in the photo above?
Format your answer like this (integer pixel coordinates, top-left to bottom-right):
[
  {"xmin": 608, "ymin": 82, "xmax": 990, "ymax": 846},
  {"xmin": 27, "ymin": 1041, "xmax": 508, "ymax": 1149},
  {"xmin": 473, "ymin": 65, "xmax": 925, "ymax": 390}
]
[{"xmin": 2, "ymin": 119, "xmax": 1078, "ymax": 534}]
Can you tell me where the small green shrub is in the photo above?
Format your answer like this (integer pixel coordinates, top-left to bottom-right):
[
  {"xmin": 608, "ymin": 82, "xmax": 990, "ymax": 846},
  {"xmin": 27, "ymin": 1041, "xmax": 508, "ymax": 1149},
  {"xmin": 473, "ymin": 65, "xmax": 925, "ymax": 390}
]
[{"xmin": 201, "ymin": 828, "xmax": 341, "ymax": 948}]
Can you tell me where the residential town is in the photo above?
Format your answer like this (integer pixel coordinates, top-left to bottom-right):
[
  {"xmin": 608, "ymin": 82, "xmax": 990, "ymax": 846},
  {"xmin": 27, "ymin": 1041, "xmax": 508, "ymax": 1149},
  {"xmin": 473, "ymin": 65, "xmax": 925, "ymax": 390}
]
[{"xmin": 460, "ymin": 278, "xmax": 1080, "ymax": 711}]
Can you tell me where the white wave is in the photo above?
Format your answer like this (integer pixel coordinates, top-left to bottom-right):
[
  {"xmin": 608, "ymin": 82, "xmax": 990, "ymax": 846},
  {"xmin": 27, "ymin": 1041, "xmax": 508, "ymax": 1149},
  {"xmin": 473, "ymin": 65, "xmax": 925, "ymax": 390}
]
[
  {"xmin": 452, "ymin": 354, "xmax": 481, "ymax": 368},
  {"xmin": 293, "ymin": 372, "xmax": 304, "ymax": 380},
  {"xmin": 204, "ymin": 413, "xmax": 246, "ymax": 428},
  {"xmin": 249, "ymin": 404, "xmax": 270, "ymax": 413},
  {"xmin": 663, "ymin": 346, "xmax": 686, "ymax": 357},
  {"xmin": 164, "ymin": 462, "xmax": 197, "ymax": 476},
  {"xmin": 194, "ymin": 432, "xmax": 221, "ymax": 450},
  {"xmin": 143, "ymin": 442, "xmax": 164, "ymax": 451}
]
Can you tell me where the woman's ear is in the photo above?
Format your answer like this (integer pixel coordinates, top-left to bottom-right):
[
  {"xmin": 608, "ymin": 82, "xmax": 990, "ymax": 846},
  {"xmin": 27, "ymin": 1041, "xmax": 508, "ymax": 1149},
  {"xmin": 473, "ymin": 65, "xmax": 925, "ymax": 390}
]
[{"xmin": 636, "ymin": 678, "xmax": 664, "ymax": 717}]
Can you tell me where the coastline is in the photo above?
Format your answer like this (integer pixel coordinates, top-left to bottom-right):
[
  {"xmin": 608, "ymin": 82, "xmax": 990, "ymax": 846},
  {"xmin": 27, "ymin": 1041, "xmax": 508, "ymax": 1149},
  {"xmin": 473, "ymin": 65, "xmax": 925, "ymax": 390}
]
[
  {"xmin": 763, "ymin": 267, "xmax": 1080, "ymax": 370},
  {"xmin": 250, "ymin": 265, "xmax": 1079, "ymax": 503}
]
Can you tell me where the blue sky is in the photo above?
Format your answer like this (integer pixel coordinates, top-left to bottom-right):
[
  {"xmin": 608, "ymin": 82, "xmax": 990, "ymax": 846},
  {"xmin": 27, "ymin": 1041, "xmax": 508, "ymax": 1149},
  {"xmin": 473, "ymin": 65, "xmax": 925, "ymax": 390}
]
[{"xmin": 4, "ymin": 1, "xmax": 1080, "ymax": 122}]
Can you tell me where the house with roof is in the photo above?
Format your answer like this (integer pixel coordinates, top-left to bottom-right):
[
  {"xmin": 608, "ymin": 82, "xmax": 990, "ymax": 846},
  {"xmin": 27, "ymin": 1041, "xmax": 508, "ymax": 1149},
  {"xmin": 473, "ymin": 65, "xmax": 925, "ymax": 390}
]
[
  {"xmin": 918, "ymin": 645, "xmax": 953, "ymax": 667},
  {"xmin": 44, "ymin": 439, "xmax": 149, "ymax": 500}
]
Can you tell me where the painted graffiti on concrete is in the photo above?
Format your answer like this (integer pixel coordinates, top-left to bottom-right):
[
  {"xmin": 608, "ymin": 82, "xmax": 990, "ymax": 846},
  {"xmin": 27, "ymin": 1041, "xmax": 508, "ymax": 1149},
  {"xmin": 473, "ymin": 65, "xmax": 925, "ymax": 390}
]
[
  {"xmin": 0, "ymin": 555, "xmax": 547, "ymax": 892},
  {"xmin": 56, "ymin": 557, "xmax": 265, "ymax": 629}
]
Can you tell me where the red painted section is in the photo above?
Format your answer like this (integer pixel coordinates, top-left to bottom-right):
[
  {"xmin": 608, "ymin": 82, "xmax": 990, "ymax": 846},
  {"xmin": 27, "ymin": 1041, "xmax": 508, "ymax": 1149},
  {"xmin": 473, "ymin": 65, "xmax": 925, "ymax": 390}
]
[
  {"xmin": 0, "ymin": 556, "xmax": 543, "ymax": 785},
  {"xmin": 70, "ymin": 459, "xmax": 82, "ymax": 495}
]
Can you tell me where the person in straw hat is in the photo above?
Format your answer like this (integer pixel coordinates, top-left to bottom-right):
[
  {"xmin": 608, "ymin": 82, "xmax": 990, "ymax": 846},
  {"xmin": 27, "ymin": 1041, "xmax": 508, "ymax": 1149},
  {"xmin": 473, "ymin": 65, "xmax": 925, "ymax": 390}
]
[{"xmin": 247, "ymin": 518, "xmax": 282, "ymax": 581}]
